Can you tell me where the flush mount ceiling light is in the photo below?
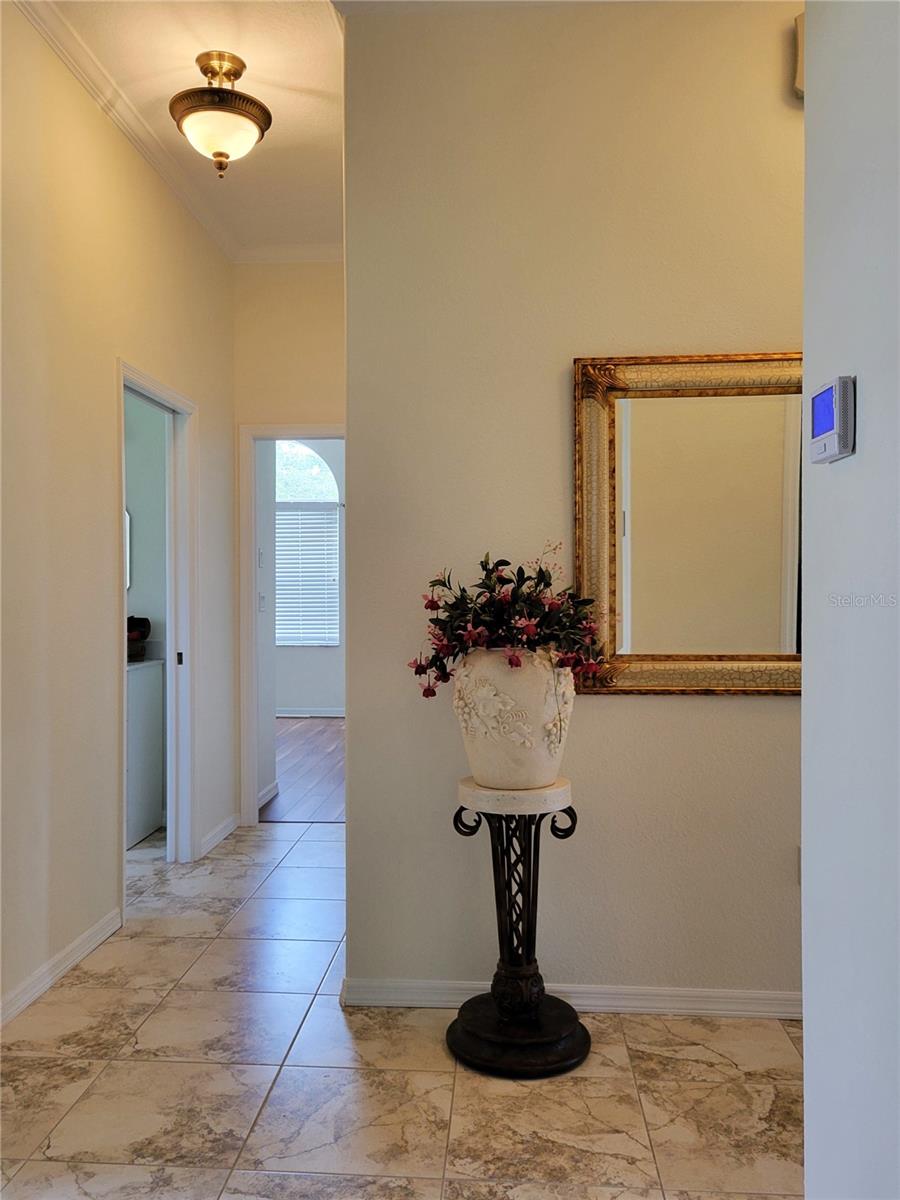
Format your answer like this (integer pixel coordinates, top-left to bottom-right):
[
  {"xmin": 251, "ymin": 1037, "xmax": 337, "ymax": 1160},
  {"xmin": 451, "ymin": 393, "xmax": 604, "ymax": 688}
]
[{"xmin": 169, "ymin": 51, "xmax": 272, "ymax": 178}]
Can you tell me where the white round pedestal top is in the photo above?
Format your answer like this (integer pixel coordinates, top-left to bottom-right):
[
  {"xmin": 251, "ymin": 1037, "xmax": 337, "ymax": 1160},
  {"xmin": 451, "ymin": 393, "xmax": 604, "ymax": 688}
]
[{"xmin": 458, "ymin": 776, "xmax": 572, "ymax": 816}]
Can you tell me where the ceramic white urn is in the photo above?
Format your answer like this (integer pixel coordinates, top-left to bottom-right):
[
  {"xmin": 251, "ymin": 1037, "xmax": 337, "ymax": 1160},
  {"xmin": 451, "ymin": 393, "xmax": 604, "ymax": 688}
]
[{"xmin": 452, "ymin": 648, "xmax": 575, "ymax": 789}]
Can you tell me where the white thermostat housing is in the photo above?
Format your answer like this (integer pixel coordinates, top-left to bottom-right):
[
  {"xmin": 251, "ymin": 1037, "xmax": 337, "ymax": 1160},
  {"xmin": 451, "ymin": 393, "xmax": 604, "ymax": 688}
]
[{"xmin": 809, "ymin": 376, "xmax": 855, "ymax": 463}]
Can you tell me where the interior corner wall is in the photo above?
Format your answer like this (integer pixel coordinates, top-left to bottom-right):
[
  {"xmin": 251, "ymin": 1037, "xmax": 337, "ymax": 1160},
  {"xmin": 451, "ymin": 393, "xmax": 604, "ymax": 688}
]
[
  {"xmin": 802, "ymin": 2, "xmax": 900, "ymax": 1194},
  {"xmin": 233, "ymin": 261, "xmax": 346, "ymax": 428},
  {"xmin": 344, "ymin": 1, "xmax": 803, "ymax": 996},
  {"xmin": 1, "ymin": 6, "xmax": 238, "ymax": 1005}
]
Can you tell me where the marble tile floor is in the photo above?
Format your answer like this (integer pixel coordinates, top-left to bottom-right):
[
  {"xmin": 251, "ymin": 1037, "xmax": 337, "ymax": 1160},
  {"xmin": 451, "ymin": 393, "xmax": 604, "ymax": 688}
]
[{"xmin": 1, "ymin": 822, "xmax": 803, "ymax": 1198}]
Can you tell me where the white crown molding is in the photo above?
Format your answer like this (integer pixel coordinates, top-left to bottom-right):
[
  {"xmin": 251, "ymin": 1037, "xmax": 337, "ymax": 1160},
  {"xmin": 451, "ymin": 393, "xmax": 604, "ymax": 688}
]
[
  {"xmin": 14, "ymin": 0, "xmax": 241, "ymax": 261},
  {"xmin": 343, "ymin": 977, "xmax": 803, "ymax": 1020}
]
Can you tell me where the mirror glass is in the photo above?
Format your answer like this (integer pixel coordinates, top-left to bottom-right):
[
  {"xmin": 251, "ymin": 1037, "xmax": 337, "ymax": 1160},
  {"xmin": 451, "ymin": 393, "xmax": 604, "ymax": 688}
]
[{"xmin": 614, "ymin": 393, "xmax": 801, "ymax": 655}]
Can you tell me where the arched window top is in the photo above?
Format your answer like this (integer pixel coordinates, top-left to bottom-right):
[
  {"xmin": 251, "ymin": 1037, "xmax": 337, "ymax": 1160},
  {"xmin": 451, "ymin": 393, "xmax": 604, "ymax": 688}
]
[{"xmin": 275, "ymin": 441, "xmax": 339, "ymax": 503}]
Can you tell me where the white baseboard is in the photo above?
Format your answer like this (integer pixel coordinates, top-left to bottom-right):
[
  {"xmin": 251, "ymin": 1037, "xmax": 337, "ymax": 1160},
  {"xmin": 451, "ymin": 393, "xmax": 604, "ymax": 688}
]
[
  {"xmin": 199, "ymin": 812, "xmax": 239, "ymax": 856},
  {"xmin": 276, "ymin": 707, "xmax": 345, "ymax": 718},
  {"xmin": 258, "ymin": 781, "xmax": 279, "ymax": 807},
  {"xmin": 1, "ymin": 908, "xmax": 122, "ymax": 1023},
  {"xmin": 342, "ymin": 977, "xmax": 802, "ymax": 1019}
]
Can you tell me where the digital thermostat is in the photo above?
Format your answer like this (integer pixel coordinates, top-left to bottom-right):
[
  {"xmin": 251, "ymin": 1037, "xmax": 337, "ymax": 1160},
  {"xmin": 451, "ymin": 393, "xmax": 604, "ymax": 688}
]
[{"xmin": 809, "ymin": 376, "xmax": 856, "ymax": 463}]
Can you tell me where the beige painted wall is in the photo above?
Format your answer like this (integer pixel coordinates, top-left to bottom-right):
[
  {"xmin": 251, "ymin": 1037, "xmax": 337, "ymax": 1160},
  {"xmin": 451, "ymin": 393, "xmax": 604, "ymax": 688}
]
[
  {"xmin": 1, "ymin": 8, "xmax": 238, "ymax": 1003},
  {"xmin": 626, "ymin": 395, "xmax": 797, "ymax": 653},
  {"xmin": 233, "ymin": 262, "xmax": 345, "ymax": 427},
  {"xmin": 344, "ymin": 1, "xmax": 803, "ymax": 994}
]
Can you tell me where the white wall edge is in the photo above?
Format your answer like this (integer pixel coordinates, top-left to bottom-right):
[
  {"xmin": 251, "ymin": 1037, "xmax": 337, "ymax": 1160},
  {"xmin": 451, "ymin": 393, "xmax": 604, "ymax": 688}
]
[
  {"xmin": 277, "ymin": 707, "xmax": 346, "ymax": 718},
  {"xmin": 1, "ymin": 908, "xmax": 122, "ymax": 1023},
  {"xmin": 258, "ymin": 781, "xmax": 279, "ymax": 807},
  {"xmin": 199, "ymin": 813, "xmax": 239, "ymax": 856},
  {"xmin": 342, "ymin": 978, "xmax": 802, "ymax": 1019}
]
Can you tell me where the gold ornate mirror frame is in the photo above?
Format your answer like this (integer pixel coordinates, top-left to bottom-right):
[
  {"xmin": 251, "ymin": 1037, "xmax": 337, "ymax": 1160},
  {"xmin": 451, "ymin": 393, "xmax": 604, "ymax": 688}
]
[{"xmin": 574, "ymin": 353, "xmax": 802, "ymax": 695}]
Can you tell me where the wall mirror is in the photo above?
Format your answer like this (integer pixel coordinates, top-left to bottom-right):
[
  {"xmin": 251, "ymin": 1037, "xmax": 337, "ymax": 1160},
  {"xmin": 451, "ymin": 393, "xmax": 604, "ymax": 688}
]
[{"xmin": 574, "ymin": 353, "xmax": 802, "ymax": 694}]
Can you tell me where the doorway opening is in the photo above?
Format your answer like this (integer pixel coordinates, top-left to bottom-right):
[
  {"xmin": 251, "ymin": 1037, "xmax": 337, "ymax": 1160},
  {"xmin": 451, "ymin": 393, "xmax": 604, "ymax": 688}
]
[
  {"xmin": 120, "ymin": 363, "xmax": 197, "ymax": 902},
  {"xmin": 239, "ymin": 425, "xmax": 345, "ymax": 830}
]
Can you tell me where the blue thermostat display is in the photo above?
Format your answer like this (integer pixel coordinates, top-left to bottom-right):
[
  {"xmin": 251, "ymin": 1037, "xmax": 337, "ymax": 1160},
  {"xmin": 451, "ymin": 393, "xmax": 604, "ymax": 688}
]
[
  {"xmin": 809, "ymin": 375, "xmax": 855, "ymax": 464},
  {"xmin": 811, "ymin": 385, "xmax": 836, "ymax": 438}
]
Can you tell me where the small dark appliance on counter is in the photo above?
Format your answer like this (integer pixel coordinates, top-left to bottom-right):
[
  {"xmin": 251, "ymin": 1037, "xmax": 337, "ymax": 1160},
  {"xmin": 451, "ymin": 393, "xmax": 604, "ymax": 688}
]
[{"xmin": 127, "ymin": 616, "xmax": 152, "ymax": 663}]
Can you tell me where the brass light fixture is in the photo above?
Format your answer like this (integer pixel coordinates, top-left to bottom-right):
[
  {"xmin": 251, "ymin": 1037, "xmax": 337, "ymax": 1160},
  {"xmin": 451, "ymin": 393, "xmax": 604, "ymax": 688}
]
[{"xmin": 169, "ymin": 51, "xmax": 272, "ymax": 178}]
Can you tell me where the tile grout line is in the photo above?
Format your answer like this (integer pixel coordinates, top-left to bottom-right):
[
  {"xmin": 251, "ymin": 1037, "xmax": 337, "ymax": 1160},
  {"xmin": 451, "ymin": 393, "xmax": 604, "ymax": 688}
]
[
  {"xmin": 619, "ymin": 1011, "xmax": 667, "ymax": 1195},
  {"xmin": 206, "ymin": 817, "xmax": 346, "ymax": 1199},
  {"xmin": 439, "ymin": 1046, "xmax": 460, "ymax": 1194},
  {"xmin": 3, "ymin": 828, "xmax": 307, "ymax": 1168},
  {"xmin": 4, "ymin": 809, "xmax": 347, "ymax": 1189},
  {"xmin": 13, "ymin": 1056, "xmax": 120, "ymax": 1166},
  {"xmin": 214, "ymin": 894, "xmax": 344, "ymax": 1200}
]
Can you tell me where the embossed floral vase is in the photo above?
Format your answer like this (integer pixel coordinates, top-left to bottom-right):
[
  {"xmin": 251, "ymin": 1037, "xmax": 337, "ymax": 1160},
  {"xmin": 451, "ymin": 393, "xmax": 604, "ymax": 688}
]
[{"xmin": 452, "ymin": 648, "xmax": 574, "ymax": 789}]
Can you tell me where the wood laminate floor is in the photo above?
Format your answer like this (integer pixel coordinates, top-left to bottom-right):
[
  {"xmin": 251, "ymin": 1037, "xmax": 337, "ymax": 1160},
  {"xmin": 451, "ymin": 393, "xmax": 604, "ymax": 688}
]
[{"xmin": 259, "ymin": 717, "xmax": 345, "ymax": 823}]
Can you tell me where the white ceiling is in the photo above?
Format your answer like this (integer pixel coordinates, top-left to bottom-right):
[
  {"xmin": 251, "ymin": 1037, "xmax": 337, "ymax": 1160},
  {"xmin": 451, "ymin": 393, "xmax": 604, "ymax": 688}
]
[{"xmin": 23, "ymin": 1, "xmax": 344, "ymax": 262}]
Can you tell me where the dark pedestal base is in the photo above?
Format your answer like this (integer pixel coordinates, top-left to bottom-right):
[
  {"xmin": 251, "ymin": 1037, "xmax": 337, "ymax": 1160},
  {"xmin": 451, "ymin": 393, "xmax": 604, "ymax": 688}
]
[{"xmin": 446, "ymin": 992, "xmax": 591, "ymax": 1079}]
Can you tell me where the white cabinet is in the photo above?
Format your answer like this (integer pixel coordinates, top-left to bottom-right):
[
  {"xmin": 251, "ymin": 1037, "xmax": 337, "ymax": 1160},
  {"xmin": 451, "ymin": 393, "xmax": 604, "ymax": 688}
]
[{"xmin": 126, "ymin": 660, "xmax": 165, "ymax": 849}]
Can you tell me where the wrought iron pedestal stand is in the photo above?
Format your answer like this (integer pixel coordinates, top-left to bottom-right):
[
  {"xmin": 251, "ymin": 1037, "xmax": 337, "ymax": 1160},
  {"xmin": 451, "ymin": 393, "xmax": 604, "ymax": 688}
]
[{"xmin": 446, "ymin": 776, "xmax": 591, "ymax": 1078}]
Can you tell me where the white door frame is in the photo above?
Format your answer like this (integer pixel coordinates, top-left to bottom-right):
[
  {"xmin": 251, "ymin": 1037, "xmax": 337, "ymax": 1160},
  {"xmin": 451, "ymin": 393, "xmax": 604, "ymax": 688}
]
[
  {"xmin": 239, "ymin": 423, "xmax": 345, "ymax": 827},
  {"xmin": 118, "ymin": 360, "xmax": 198, "ymax": 894}
]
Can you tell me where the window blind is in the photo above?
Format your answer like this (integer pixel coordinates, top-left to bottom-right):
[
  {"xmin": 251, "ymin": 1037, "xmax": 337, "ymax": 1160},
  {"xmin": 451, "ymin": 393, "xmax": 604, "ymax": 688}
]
[{"xmin": 275, "ymin": 502, "xmax": 340, "ymax": 646}]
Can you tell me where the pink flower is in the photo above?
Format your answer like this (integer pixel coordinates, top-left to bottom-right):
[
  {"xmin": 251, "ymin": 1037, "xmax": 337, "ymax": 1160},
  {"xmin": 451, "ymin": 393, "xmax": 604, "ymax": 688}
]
[
  {"xmin": 463, "ymin": 623, "xmax": 488, "ymax": 647},
  {"xmin": 422, "ymin": 593, "xmax": 441, "ymax": 611},
  {"xmin": 573, "ymin": 656, "xmax": 605, "ymax": 676},
  {"xmin": 421, "ymin": 682, "xmax": 437, "ymax": 698},
  {"xmin": 504, "ymin": 649, "xmax": 523, "ymax": 668},
  {"xmin": 408, "ymin": 657, "xmax": 429, "ymax": 676},
  {"xmin": 514, "ymin": 616, "xmax": 539, "ymax": 639},
  {"xmin": 429, "ymin": 628, "xmax": 451, "ymax": 656},
  {"xmin": 541, "ymin": 593, "xmax": 563, "ymax": 611},
  {"xmin": 497, "ymin": 584, "xmax": 514, "ymax": 603}
]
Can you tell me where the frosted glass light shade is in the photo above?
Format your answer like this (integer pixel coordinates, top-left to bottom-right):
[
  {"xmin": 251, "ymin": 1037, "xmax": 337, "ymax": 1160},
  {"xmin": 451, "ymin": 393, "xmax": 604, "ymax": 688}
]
[
  {"xmin": 181, "ymin": 110, "xmax": 260, "ymax": 162},
  {"xmin": 169, "ymin": 67, "xmax": 271, "ymax": 176}
]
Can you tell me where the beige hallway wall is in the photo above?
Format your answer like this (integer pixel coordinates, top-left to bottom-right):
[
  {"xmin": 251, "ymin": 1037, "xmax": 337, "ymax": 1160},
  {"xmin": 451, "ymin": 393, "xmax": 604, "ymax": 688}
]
[
  {"xmin": 344, "ymin": 1, "xmax": 803, "ymax": 995},
  {"xmin": 234, "ymin": 262, "xmax": 345, "ymax": 427},
  {"xmin": 232, "ymin": 261, "xmax": 345, "ymax": 818},
  {"xmin": 1, "ymin": 7, "xmax": 238, "ymax": 1005}
]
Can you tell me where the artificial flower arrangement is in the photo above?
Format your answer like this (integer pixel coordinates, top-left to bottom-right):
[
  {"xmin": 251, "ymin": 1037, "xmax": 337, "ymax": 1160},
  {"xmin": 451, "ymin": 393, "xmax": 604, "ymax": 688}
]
[{"xmin": 408, "ymin": 545, "xmax": 604, "ymax": 698}]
